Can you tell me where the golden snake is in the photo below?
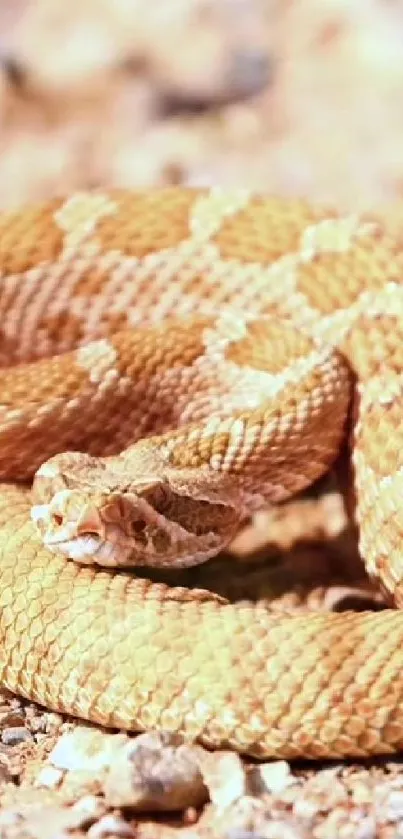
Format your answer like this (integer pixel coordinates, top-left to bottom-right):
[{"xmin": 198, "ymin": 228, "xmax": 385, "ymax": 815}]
[{"xmin": 0, "ymin": 186, "xmax": 403, "ymax": 760}]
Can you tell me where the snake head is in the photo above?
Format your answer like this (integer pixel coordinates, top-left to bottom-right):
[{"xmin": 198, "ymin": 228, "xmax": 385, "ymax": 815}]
[{"xmin": 31, "ymin": 450, "xmax": 240, "ymax": 568}]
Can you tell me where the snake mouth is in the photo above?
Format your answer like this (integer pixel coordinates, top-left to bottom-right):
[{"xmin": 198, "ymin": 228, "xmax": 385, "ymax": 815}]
[
  {"xmin": 45, "ymin": 532, "xmax": 115, "ymax": 564},
  {"xmin": 30, "ymin": 498, "xmax": 133, "ymax": 567},
  {"xmin": 44, "ymin": 531, "xmax": 133, "ymax": 566}
]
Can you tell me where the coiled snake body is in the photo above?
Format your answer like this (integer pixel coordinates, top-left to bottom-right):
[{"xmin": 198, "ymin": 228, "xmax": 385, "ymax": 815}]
[{"xmin": 0, "ymin": 187, "xmax": 403, "ymax": 760}]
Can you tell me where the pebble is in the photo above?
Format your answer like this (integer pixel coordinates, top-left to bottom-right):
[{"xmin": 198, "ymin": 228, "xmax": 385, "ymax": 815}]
[{"xmin": 2, "ymin": 726, "xmax": 33, "ymax": 746}]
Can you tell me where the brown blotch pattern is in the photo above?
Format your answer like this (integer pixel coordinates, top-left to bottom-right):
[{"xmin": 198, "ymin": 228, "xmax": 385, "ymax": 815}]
[
  {"xmin": 111, "ymin": 317, "xmax": 209, "ymax": 381},
  {"xmin": 169, "ymin": 431, "xmax": 232, "ymax": 470},
  {"xmin": 226, "ymin": 319, "xmax": 316, "ymax": 374},
  {"xmin": 342, "ymin": 314, "xmax": 403, "ymax": 380},
  {"xmin": 94, "ymin": 189, "xmax": 201, "ymax": 259},
  {"xmin": 355, "ymin": 392, "xmax": 403, "ymax": 479},
  {"xmin": 36, "ymin": 310, "xmax": 88, "ymax": 351},
  {"xmin": 99, "ymin": 311, "xmax": 131, "ymax": 334},
  {"xmin": 0, "ymin": 198, "xmax": 64, "ymax": 274},
  {"xmin": 296, "ymin": 229, "xmax": 403, "ymax": 316},
  {"xmin": 69, "ymin": 264, "xmax": 121, "ymax": 300},
  {"xmin": 0, "ymin": 349, "xmax": 90, "ymax": 408},
  {"xmin": 211, "ymin": 196, "xmax": 337, "ymax": 265}
]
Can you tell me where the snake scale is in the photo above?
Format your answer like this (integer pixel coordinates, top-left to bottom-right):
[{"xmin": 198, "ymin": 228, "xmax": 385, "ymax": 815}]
[{"xmin": 0, "ymin": 186, "xmax": 403, "ymax": 760}]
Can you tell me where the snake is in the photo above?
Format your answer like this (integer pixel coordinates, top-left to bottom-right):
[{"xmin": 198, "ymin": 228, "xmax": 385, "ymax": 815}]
[{"xmin": 1, "ymin": 186, "xmax": 403, "ymax": 761}]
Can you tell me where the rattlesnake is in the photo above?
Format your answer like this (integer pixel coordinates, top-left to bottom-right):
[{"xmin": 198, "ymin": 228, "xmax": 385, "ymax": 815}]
[{"xmin": 0, "ymin": 186, "xmax": 403, "ymax": 760}]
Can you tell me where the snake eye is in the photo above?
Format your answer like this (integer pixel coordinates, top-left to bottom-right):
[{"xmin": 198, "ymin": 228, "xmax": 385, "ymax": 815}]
[{"xmin": 52, "ymin": 513, "xmax": 63, "ymax": 526}]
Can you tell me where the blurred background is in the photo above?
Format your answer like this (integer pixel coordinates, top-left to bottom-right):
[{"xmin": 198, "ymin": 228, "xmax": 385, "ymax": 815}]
[{"xmin": 0, "ymin": 0, "xmax": 403, "ymax": 211}]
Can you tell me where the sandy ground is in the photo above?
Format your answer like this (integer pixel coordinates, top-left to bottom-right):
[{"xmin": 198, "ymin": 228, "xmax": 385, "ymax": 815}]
[{"xmin": 0, "ymin": 1, "xmax": 402, "ymax": 836}]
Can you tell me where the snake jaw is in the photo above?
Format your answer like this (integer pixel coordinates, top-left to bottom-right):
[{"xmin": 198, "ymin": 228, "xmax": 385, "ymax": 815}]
[{"xmin": 30, "ymin": 489, "xmax": 132, "ymax": 566}]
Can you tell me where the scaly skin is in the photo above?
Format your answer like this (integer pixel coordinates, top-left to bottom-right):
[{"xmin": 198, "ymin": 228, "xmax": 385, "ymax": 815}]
[
  {"xmin": 3, "ymin": 487, "xmax": 403, "ymax": 760},
  {"xmin": 0, "ymin": 187, "xmax": 402, "ymax": 758}
]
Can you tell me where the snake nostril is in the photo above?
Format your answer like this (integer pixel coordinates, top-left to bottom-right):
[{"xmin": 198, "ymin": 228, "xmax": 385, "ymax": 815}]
[{"xmin": 52, "ymin": 513, "xmax": 63, "ymax": 527}]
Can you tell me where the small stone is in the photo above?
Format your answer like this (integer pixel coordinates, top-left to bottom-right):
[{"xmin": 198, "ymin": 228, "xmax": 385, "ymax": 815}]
[
  {"xmin": 49, "ymin": 726, "xmax": 126, "ymax": 773},
  {"xmin": 292, "ymin": 795, "xmax": 320, "ymax": 819},
  {"xmin": 35, "ymin": 766, "xmax": 64, "ymax": 789},
  {"xmin": 105, "ymin": 731, "xmax": 208, "ymax": 811},
  {"xmin": 71, "ymin": 794, "xmax": 107, "ymax": 824},
  {"xmin": 88, "ymin": 814, "xmax": 135, "ymax": 838},
  {"xmin": 0, "ymin": 811, "xmax": 21, "ymax": 827},
  {"xmin": 2, "ymin": 727, "xmax": 33, "ymax": 746},
  {"xmin": 384, "ymin": 789, "xmax": 403, "ymax": 821},
  {"xmin": 198, "ymin": 751, "xmax": 247, "ymax": 809},
  {"xmin": 253, "ymin": 761, "xmax": 296, "ymax": 795}
]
